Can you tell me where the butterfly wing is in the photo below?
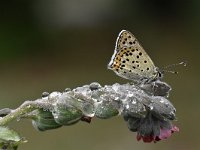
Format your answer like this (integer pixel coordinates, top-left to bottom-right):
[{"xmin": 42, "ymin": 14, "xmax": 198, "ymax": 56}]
[{"xmin": 108, "ymin": 30, "xmax": 159, "ymax": 82}]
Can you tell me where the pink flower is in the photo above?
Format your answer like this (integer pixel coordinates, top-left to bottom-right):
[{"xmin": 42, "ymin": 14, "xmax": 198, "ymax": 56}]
[
  {"xmin": 137, "ymin": 125, "xmax": 179, "ymax": 143},
  {"xmin": 123, "ymin": 112, "xmax": 179, "ymax": 143}
]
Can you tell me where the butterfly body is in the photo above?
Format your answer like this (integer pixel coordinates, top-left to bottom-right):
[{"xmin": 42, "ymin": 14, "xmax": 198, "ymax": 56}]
[{"xmin": 108, "ymin": 30, "xmax": 162, "ymax": 84}]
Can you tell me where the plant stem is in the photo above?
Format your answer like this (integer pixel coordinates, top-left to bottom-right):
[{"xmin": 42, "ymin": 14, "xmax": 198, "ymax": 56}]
[{"xmin": 0, "ymin": 101, "xmax": 37, "ymax": 126}]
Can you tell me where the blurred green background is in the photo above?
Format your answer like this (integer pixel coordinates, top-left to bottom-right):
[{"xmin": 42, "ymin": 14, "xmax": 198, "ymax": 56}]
[{"xmin": 0, "ymin": 0, "xmax": 199, "ymax": 149}]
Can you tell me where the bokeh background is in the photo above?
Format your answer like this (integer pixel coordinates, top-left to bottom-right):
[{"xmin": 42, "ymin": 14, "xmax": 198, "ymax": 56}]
[{"xmin": 0, "ymin": 0, "xmax": 199, "ymax": 150}]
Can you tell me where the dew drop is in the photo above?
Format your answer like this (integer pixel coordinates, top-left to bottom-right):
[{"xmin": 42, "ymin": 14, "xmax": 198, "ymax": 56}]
[
  {"xmin": 125, "ymin": 104, "xmax": 130, "ymax": 109},
  {"xmin": 131, "ymin": 100, "xmax": 136, "ymax": 104},
  {"xmin": 163, "ymin": 102, "xmax": 169, "ymax": 107},
  {"xmin": 160, "ymin": 99, "xmax": 164, "ymax": 103},
  {"xmin": 64, "ymin": 88, "xmax": 71, "ymax": 92},
  {"xmin": 114, "ymin": 96, "xmax": 119, "ymax": 100},
  {"xmin": 149, "ymin": 104, "xmax": 154, "ymax": 110},
  {"xmin": 127, "ymin": 92, "xmax": 134, "ymax": 97},
  {"xmin": 42, "ymin": 92, "xmax": 49, "ymax": 98}
]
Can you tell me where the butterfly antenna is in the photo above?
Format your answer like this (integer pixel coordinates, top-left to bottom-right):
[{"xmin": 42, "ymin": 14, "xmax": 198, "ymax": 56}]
[
  {"xmin": 163, "ymin": 61, "xmax": 187, "ymax": 69},
  {"xmin": 162, "ymin": 69, "xmax": 178, "ymax": 74},
  {"xmin": 161, "ymin": 61, "xmax": 187, "ymax": 75}
]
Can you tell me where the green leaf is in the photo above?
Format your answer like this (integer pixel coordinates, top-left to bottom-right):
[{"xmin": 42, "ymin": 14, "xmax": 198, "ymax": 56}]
[
  {"xmin": 52, "ymin": 105, "xmax": 83, "ymax": 125},
  {"xmin": 95, "ymin": 101, "xmax": 119, "ymax": 119},
  {"xmin": 32, "ymin": 109, "xmax": 62, "ymax": 131},
  {"xmin": 0, "ymin": 126, "xmax": 26, "ymax": 150}
]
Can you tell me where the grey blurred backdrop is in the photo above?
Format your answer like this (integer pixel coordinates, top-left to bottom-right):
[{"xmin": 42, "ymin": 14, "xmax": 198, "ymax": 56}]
[{"xmin": 0, "ymin": 0, "xmax": 199, "ymax": 150}]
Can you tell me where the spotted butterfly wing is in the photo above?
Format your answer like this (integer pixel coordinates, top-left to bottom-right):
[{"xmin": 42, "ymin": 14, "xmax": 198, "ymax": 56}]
[{"xmin": 108, "ymin": 30, "xmax": 160, "ymax": 83}]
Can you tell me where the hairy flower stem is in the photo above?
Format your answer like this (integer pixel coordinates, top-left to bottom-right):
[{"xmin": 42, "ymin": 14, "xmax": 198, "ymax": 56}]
[
  {"xmin": 0, "ymin": 101, "xmax": 37, "ymax": 126},
  {"xmin": 0, "ymin": 81, "xmax": 177, "ymax": 143}
]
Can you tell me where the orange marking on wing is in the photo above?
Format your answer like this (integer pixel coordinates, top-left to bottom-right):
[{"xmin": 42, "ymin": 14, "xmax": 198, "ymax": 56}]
[{"xmin": 112, "ymin": 56, "xmax": 121, "ymax": 69}]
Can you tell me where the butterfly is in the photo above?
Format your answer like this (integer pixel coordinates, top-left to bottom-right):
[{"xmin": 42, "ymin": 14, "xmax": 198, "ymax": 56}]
[{"xmin": 108, "ymin": 30, "xmax": 163, "ymax": 84}]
